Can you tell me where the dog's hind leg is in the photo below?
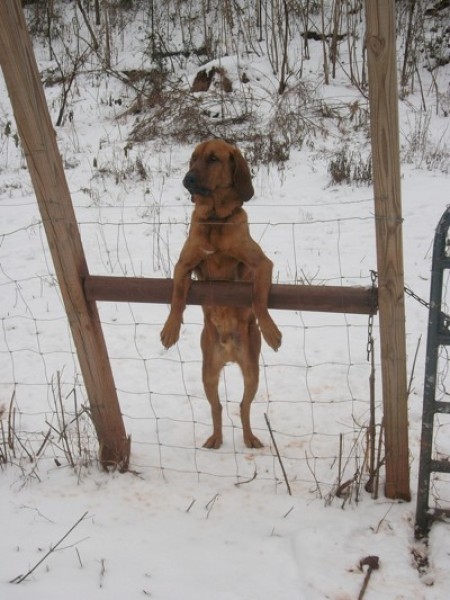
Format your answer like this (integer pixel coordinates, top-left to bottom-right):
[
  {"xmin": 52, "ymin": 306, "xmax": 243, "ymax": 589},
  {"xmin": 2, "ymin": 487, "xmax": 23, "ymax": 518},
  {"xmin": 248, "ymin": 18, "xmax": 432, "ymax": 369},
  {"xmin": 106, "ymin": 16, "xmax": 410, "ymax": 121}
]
[
  {"xmin": 202, "ymin": 374, "xmax": 223, "ymax": 449},
  {"xmin": 240, "ymin": 323, "xmax": 263, "ymax": 448},
  {"xmin": 201, "ymin": 332, "xmax": 224, "ymax": 449},
  {"xmin": 240, "ymin": 373, "xmax": 262, "ymax": 448}
]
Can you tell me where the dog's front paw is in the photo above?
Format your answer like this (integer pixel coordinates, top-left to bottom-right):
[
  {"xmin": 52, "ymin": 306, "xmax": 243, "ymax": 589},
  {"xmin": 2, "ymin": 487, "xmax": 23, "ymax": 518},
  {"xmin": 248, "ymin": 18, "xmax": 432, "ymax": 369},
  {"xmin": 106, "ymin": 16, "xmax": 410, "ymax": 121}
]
[
  {"xmin": 259, "ymin": 316, "xmax": 282, "ymax": 351},
  {"xmin": 160, "ymin": 317, "xmax": 181, "ymax": 349}
]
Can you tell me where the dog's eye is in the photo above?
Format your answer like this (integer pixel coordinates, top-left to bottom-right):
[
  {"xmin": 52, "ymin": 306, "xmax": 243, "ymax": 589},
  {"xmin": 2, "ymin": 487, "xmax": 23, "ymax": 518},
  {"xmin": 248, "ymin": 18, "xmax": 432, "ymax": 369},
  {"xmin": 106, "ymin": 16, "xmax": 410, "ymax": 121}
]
[{"xmin": 208, "ymin": 154, "xmax": 219, "ymax": 163}]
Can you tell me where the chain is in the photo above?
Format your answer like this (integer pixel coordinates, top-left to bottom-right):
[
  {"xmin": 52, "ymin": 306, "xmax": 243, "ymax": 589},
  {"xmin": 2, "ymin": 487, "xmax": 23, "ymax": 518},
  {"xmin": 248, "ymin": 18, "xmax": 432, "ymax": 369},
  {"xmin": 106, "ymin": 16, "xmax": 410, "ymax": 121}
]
[
  {"xmin": 404, "ymin": 283, "xmax": 450, "ymax": 327},
  {"xmin": 369, "ymin": 272, "xmax": 450, "ymax": 345},
  {"xmin": 403, "ymin": 285, "xmax": 430, "ymax": 311},
  {"xmin": 371, "ymin": 269, "xmax": 432, "ymax": 311}
]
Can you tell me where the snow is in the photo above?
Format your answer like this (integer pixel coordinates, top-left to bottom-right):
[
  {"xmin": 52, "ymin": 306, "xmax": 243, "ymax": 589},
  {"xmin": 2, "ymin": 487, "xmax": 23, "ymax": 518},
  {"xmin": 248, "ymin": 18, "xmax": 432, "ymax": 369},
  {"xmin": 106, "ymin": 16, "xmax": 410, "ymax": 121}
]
[{"xmin": 1, "ymin": 3, "xmax": 450, "ymax": 599}]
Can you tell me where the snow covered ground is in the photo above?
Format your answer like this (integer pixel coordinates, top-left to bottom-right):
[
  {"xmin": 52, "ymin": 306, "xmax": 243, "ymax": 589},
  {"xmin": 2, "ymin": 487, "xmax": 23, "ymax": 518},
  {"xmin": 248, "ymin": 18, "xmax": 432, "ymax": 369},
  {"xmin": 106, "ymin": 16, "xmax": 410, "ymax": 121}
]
[{"xmin": 1, "ymin": 4, "xmax": 450, "ymax": 599}]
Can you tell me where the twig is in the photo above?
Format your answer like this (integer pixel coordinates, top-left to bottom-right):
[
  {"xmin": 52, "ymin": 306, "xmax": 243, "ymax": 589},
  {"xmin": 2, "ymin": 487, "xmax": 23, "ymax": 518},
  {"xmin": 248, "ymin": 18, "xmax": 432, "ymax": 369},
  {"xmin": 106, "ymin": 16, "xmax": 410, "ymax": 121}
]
[
  {"xmin": 74, "ymin": 0, "xmax": 100, "ymax": 50},
  {"xmin": 264, "ymin": 413, "xmax": 292, "ymax": 496},
  {"xmin": 407, "ymin": 335, "xmax": 422, "ymax": 397},
  {"xmin": 75, "ymin": 547, "xmax": 83, "ymax": 568},
  {"xmin": 375, "ymin": 503, "xmax": 394, "ymax": 534},
  {"xmin": 0, "ymin": 419, "xmax": 6, "ymax": 465},
  {"xmin": 305, "ymin": 451, "xmax": 323, "ymax": 499},
  {"xmin": 8, "ymin": 390, "xmax": 16, "ymax": 455},
  {"xmin": 336, "ymin": 473, "xmax": 358, "ymax": 499},
  {"xmin": 73, "ymin": 385, "xmax": 82, "ymax": 457},
  {"xmin": 283, "ymin": 506, "xmax": 295, "ymax": 519},
  {"xmin": 373, "ymin": 419, "xmax": 385, "ymax": 500},
  {"xmin": 10, "ymin": 511, "xmax": 89, "ymax": 584},
  {"xmin": 98, "ymin": 558, "xmax": 106, "ymax": 588},
  {"xmin": 36, "ymin": 428, "xmax": 52, "ymax": 457},
  {"xmin": 338, "ymin": 432, "xmax": 343, "ymax": 488},
  {"xmin": 53, "ymin": 371, "xmax": 74, "ymax": 467},
  {"xmin": 13, "ymin": 431, "xmax": 33, "ymax": 463},
  {"xmin": 234, "ymin": 467, "xmax": 257, "ymax": 487},
  {"xmin": 205, "ymin": 493, "xmax": 219, "ymax": 519},
  {"xmin": 66, "ymin": 383, "xmax": 83, "ymax": 457}
]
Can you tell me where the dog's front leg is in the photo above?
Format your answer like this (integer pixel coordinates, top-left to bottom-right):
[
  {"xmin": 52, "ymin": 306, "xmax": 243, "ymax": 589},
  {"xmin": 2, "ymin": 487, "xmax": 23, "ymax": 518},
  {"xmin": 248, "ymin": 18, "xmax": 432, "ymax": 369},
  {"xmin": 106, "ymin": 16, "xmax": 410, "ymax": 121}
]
[
  {"xmin": 161, "ymin": 238, "xmax": 203, "ymax": 348},
  {"xmin": 252, "ymin": 256, "xmax": 282, "ymax": 351},
  {"xmin": 160, "ymin": 261, "xmax": 193, "ymax": 349},
  {"xmin": 231, "ymin": 239, "xmax": 282, "ymax": 351}
]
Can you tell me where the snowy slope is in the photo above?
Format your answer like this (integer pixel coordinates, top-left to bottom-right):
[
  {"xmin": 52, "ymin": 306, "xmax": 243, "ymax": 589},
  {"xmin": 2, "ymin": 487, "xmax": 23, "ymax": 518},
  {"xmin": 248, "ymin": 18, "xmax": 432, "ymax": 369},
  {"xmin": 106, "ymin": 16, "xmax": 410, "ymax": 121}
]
[{"xmin": 1, "ymin": 2, "xmax": 450, "ymax": 599}]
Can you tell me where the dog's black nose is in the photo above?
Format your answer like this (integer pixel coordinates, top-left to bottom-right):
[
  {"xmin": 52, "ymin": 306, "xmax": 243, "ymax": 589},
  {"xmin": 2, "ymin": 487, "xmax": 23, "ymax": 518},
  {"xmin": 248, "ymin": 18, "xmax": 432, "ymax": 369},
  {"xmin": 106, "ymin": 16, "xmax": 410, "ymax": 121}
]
[
  {"xmin": 183, "ymin": 171, "xmax": 197, "ymax": 191},
  {"xmin": 183, "ymin": 171, "xmax": 210, "ymax": 197}
]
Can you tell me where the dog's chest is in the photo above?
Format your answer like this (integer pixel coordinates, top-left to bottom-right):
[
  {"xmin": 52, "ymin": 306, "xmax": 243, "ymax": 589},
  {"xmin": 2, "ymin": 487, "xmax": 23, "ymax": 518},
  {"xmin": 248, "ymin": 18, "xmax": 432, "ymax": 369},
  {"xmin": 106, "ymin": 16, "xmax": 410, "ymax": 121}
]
[
  {"xmin": 196, "ymin": 251, "xmax": 240, "ymax": 280},
  {"xmin": 200, "ymin": 224, "xmax": 225, "ymax": 250},
  {"xmin": 194, "ymin": 224, "xmax": 243, "ymax": 279},
  {"xmin": 198, "ymin": 226, "xmax": 230, "ymax": 259}
]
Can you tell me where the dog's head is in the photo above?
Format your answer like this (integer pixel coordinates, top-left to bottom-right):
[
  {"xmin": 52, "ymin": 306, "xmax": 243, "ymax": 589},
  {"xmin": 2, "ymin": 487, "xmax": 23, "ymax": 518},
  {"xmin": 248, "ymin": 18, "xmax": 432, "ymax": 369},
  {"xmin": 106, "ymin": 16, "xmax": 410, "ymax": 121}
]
[{"xmin": 183, "ymin": 139, "xmax": 254, "ymax": 221}]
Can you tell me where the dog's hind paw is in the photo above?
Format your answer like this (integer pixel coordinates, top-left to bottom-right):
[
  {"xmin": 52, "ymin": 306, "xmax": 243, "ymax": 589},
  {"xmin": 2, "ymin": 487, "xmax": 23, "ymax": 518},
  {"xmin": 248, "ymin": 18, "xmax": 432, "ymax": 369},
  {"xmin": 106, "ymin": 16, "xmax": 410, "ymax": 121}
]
[
  {"xmin": 244, "ymin": 434, "xmax": 264, "ymax": 449},
  {"xmin": 203, "ymin": 434, "xmax": 223, "ymax": 449}
]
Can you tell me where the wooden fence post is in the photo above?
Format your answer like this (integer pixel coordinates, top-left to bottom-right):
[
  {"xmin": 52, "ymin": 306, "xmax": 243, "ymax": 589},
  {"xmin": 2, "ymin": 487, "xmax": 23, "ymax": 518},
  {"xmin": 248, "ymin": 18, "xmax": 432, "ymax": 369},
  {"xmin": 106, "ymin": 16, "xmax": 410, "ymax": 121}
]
[
  {"xmin": 364, "ymin": 0, "xmax": 410, "ymax": 500},
  {"xmin": 0, "ymin": 0, "xmax": 130, "ymax": 470}
]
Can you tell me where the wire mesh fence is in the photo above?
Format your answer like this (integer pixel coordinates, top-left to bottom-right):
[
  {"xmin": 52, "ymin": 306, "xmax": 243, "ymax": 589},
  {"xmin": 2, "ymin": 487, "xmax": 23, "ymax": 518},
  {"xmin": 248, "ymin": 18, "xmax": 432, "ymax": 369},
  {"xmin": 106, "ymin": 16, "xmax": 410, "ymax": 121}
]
[{"xmin": 0, "ymin": 164, "xmax": 383, "ymax": 502}]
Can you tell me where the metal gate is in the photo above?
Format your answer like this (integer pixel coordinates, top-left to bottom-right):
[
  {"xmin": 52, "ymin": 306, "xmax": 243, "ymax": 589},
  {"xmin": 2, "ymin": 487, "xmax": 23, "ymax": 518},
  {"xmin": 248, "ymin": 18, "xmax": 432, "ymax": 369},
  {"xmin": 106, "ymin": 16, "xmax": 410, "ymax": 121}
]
[{"xmin": 415, "ymin": 207, "xmax": 450, "ymax": 537}]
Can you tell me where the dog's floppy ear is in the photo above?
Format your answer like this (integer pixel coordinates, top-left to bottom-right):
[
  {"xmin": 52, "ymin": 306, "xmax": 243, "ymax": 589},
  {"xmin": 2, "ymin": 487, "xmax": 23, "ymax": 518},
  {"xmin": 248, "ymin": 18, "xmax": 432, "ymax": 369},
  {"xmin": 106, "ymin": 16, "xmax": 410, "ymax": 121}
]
[{"xmin": 231, "ymin": 147, "xmax": 254, "ymax": 202}]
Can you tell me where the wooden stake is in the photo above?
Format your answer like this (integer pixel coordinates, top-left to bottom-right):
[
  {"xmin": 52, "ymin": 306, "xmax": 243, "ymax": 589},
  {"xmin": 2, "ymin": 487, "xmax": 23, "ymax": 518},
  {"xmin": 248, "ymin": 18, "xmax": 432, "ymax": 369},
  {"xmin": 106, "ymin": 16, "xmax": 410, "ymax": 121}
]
[{"xmin": 364, "ymin": 0, "xmax": 410, "ymax": 500}]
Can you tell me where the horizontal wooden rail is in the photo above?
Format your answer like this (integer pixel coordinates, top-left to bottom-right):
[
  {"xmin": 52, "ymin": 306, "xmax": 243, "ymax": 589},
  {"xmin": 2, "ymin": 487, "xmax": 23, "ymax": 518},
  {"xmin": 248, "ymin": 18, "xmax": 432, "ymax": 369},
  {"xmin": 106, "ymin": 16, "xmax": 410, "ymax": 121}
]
[{"xmin": 84, "ymin": 276, "xmax": 378, "ymax": 315}]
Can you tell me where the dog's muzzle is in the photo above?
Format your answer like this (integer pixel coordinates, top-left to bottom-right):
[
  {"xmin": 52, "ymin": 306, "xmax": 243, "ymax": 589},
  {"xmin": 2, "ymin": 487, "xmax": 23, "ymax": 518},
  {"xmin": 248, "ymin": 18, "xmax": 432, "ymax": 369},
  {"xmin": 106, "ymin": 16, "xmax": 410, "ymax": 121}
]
[{"xmin": 183, "ymin": 171, "xmax": 210, "ymax": 197}]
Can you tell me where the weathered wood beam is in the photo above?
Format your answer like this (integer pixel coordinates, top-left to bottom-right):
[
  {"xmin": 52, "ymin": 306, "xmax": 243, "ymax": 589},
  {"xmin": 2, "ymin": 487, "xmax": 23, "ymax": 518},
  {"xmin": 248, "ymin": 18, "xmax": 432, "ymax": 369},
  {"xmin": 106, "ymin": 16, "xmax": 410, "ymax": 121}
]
[{"xmin": 84, "ymin": 276, "xmax": 378, "ymax": 315}]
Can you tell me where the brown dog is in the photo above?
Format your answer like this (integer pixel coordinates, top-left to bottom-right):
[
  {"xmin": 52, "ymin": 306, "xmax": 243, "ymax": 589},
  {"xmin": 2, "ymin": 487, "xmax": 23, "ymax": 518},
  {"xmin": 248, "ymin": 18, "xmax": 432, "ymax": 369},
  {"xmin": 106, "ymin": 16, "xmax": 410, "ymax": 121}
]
[{"xmin": 161, "ymin": 139, "xmax": 281, "ymax": 449}]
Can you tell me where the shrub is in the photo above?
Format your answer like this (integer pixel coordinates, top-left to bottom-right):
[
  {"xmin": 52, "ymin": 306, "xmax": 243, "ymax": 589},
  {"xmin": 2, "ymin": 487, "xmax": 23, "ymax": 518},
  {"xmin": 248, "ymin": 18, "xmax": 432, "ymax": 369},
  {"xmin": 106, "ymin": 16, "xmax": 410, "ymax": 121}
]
[{"xmin": 328, "ymin": 147, "xmax": 372, "ymax": 185}]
